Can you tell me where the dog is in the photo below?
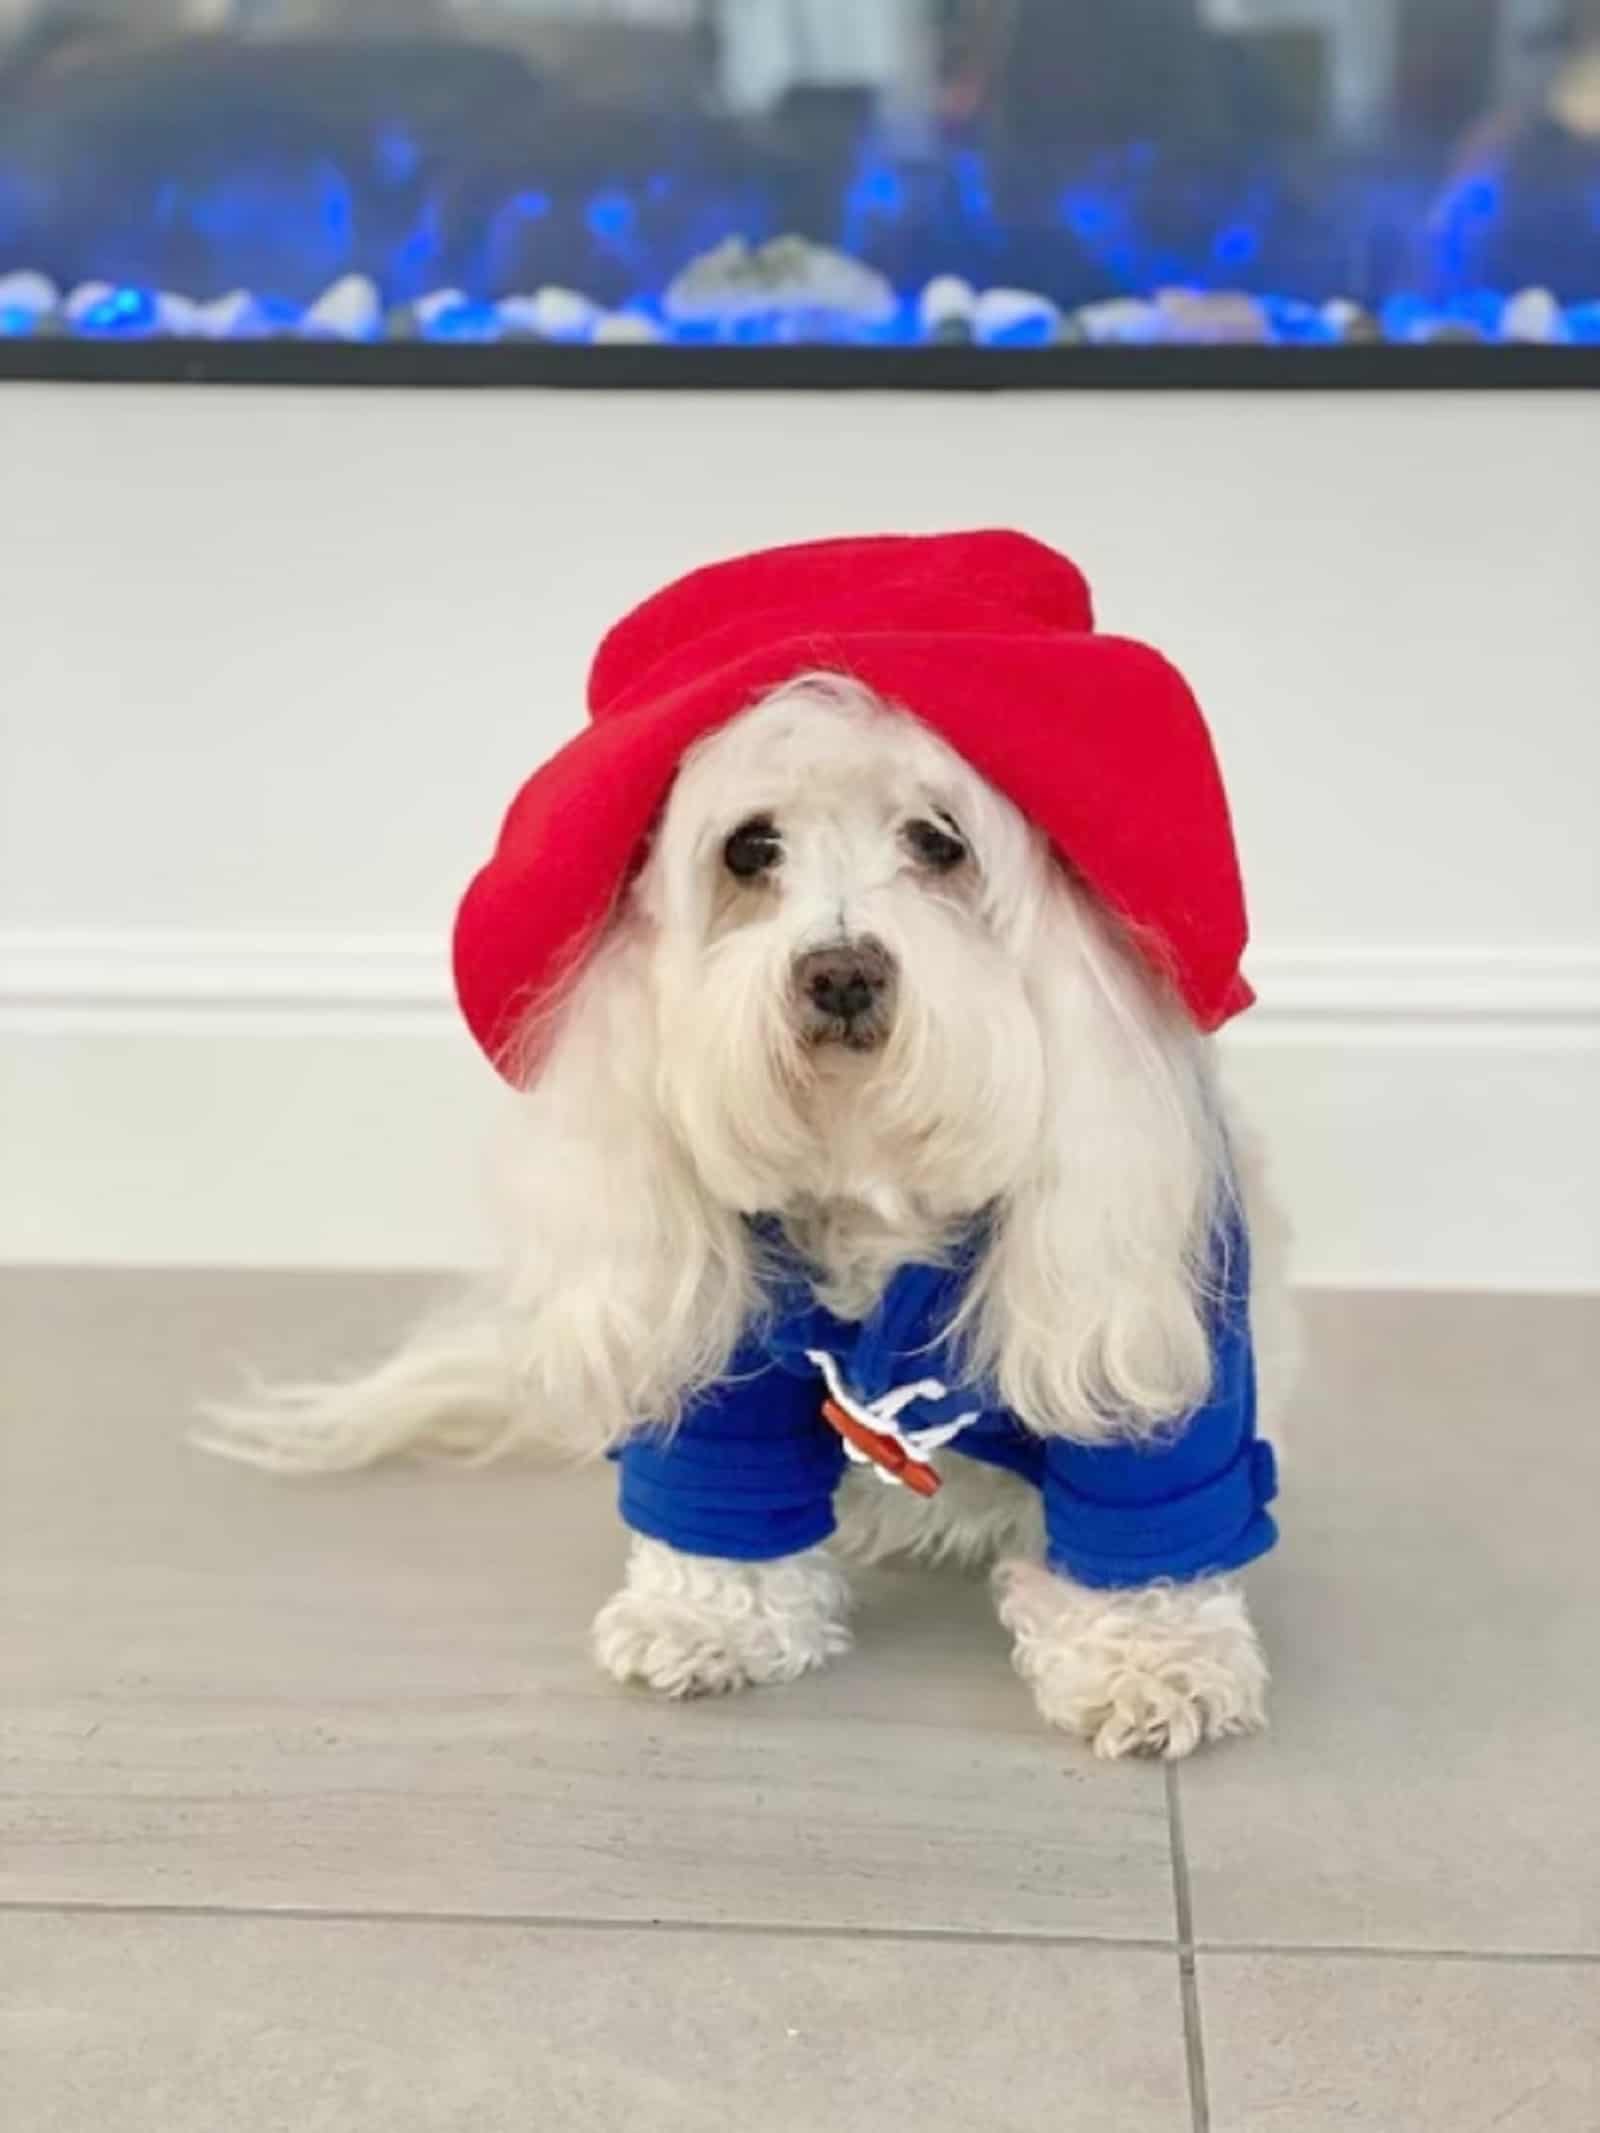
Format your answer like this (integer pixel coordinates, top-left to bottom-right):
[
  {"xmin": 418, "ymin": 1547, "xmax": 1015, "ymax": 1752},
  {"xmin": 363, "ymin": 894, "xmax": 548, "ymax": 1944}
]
[{"xmin": 209, "ymin": 650, "xmax": 1290, "ymax": 1761}]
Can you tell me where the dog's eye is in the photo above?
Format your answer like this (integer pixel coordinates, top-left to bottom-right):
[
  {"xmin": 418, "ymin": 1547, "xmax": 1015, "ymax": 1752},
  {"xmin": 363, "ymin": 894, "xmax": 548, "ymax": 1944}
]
[
  {"xmin": 723, "ymin": 815, "xmax": 782, "ymax": 881},
  {"xmin": 903, "ymin": 816, "xmax": 968, "ymax": 873}
]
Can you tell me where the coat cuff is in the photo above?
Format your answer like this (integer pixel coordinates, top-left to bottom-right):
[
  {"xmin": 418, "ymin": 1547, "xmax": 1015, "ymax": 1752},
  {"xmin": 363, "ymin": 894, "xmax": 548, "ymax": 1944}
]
[{"xmin": 1044, "ymin": 1440, "xmax": 1279, "ymax": 1589}]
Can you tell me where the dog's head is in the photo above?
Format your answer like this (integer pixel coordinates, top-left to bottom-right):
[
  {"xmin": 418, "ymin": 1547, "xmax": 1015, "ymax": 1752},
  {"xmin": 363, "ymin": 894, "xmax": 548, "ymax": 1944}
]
[{"xmin": 635, "ymin": 676, "xmax": 1058, "ymax": 1225}]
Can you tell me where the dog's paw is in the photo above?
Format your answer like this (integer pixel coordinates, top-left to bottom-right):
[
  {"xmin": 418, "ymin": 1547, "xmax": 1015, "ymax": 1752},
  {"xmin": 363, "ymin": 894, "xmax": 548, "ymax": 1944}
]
[
  {"xmin": 994, "ymin": 1560, "xmax": 1268, "ymax": 1760},
  {"xmin": 592, "ymin": 1538, "xmax": 852, "ymax": 1699},
  {"xmin": 591, "ymin": 1588, "xmax": 761, "ymax": 1697}
]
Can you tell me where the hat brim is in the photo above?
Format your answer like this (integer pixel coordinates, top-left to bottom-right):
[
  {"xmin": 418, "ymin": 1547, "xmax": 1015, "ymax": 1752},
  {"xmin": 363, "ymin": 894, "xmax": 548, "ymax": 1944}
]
[{"xmin": 454, "ymin": 628, "xmax": 1251, "ymax": 1072}]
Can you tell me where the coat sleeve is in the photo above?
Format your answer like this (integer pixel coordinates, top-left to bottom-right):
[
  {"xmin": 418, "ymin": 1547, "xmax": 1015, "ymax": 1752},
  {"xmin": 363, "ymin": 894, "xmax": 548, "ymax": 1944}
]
[
  {"xmin": 612, "ymin": 1335, "xmax": 847, "ymax": 1561},
  {"xmin": 1040, "ymin": 1215, "xmax": 1279, "ymax": 1589}
]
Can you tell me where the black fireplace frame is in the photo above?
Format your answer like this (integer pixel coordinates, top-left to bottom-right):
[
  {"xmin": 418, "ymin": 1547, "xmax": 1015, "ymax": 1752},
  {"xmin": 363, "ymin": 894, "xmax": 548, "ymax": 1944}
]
[{"xmin": 1, "ymin": 339, "xmax": 1596, "ymax": 390}]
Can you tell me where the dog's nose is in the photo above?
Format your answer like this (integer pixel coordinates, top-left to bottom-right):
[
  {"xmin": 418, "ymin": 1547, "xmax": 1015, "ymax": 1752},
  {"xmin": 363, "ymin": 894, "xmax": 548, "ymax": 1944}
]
[{"xmin": 795, "ymin": 943, "xmax": 891, "ymax": 1025}]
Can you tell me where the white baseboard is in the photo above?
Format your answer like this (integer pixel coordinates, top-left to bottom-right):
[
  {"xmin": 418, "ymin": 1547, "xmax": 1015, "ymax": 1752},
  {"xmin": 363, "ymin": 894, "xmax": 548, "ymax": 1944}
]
[{"xmin": 2, "ymin": 931, "xmax": 1596, "ymax": 1289}]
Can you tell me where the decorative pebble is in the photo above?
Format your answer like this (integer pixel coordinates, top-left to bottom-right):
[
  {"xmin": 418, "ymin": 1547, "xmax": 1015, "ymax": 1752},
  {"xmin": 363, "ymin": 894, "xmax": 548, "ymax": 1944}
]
[
  {"xmin": 1500, "ymin": 287, "xmax": 1568, "ymax": 344},
  {"xmin": 153, "ymin": 291, "xmax": 202, "ymax": 336},
  {"xmin": 1075, "ymin": 297, "xmax": 1163, "ymax": 346},
  {"xmin": 192, "ymin": 289, "xmax": 268, "ymax": 339},
  {"xmin": 1322, "ymin": 297, "xmax": 1381, "ymax": 344},
  {"xmin": 396, "ymin": 299, "xmax": 496, "ymax": 343},
  {"xmin": 300, "ymin": 274, "xmax": 382, "ymax": 340},
  {"xmin": 74, "ymin": 286, "xmax": 159, "ymax": 336},
  {"xmin": 1153, "ymin": 287, "xmax": 1269, "ymax": 344},
  {"xmin": 536, "ymin": 286, "xmax": 601, "ymax": 340},
  {"xmin": 665, "ymin": 236, "xmax": 896, "ymax": 332},
  {"xmin": 973, "ymin": 286, "xmax": 1061, "ymax": 345},
  {"xmin": 916, "ymin": 274, "xmax": 976, "ymax": 336},
  {"xmin": 0, "ymin": 269, "xmax": 58, "ymax": 322},
  {"xmin": 1, "ymin": 251, "xmax": 1596, "ymax": 353},
  {"xmin": 661, "ymin": 238, "xmax": 748, "ymax": 323},
  {"xmin": 593, "ymin": 310, "xmax": 665, "ymax": 344},
  {"xmin": 1259, "ymin": 297, "xmax": 1331, "ymax": 344},
  {"xmin": 493, "ymin": 295, "xmax": 540, "ymax": 335},
  {"xmin": 63, "ymin": 280, "xmax": 117, "ymax": 324},
  {"xmin": 1420, "ymin": 320, "xmax": 1487, "ymax": 343},
  {"xmin": 423, "ymin": 302, "xmax": 504, "ymax": 343},
  {"xmin": 497, "ymin": 286, "xmax": 600, "ymax": 341},
  {"xmin": 413, "ymin": 287, "xmax": 468, "ymax": 329},
  {"xmin": 493, "ymin": 298, "xmax": 541, "ymax": 341}
]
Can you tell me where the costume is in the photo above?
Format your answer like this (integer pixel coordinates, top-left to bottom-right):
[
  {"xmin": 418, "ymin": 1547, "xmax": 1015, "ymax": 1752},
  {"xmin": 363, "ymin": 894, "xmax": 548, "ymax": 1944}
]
[{"xmin": 615, "ymin": 1211, "xmax": 1277, "ymax": 1587}]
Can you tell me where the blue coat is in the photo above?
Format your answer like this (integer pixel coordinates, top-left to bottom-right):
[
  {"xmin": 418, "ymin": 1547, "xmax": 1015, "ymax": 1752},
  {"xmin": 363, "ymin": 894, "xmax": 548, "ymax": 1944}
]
[{"xmin": 614, "ymin": 1214, "xmax": 1278, "ymax": 1589}]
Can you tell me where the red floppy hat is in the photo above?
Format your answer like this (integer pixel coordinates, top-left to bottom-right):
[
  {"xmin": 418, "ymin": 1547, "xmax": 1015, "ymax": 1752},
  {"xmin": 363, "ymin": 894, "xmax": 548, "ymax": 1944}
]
[{"xmin": 454, "ymin": 530, "xmax": 1253, "ymax": 1073}]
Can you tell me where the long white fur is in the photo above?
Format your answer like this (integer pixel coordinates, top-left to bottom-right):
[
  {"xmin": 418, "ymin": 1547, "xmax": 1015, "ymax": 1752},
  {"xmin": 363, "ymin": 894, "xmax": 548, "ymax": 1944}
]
[{"xmin": 206, "ymin": 676, "xmax": 1285, "ymax": 1757}]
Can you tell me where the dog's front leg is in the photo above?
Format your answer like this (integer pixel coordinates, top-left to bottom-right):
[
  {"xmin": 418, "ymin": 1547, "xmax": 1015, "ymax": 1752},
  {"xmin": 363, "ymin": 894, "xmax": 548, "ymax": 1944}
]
[
  {"xmin": 592, "ymin": 1536, "xmax": 853, "ymax": 1698},
  {"xmin": 993, "ymin": 1559, "xmax": 1268, "ymax": 1759}
]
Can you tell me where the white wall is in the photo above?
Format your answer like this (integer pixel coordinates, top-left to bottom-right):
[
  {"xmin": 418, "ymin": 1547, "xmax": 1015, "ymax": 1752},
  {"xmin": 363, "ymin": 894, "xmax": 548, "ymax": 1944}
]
[{"xmin": 1, "ymin": 383, "xmax": 1596, "ymax": 1286}]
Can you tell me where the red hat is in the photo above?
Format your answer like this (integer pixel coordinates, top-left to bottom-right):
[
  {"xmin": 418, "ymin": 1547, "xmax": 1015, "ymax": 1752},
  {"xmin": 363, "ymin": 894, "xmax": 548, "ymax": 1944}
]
[{"xmin": 454, "ymin": 530, "xmax": 1252, "ymax": 1073}]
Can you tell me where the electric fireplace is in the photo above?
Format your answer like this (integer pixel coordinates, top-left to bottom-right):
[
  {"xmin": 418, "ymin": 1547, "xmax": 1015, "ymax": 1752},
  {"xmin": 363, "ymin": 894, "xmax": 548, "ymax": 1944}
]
[{"xmin": 1, "ymin": 1, "xmax": 1596, "ymax": 388}]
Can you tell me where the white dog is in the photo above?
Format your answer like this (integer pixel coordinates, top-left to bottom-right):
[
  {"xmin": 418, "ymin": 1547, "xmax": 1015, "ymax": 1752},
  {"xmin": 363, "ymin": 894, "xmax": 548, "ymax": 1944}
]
[{"xmin": 210, "ymin": 673, "xmax": 1290, "ymax": 1759}]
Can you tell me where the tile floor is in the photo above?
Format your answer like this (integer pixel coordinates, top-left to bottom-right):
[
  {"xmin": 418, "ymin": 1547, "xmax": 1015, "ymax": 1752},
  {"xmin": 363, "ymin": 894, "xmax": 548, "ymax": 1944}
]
[{"xmin": 2, "ymin": 1271, "xmax": 1596, "ymax": 2131}]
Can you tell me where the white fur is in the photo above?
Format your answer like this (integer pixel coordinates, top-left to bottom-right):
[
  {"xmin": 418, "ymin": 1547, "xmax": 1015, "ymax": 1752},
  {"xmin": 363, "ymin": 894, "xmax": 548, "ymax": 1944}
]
[
  {"xmin": 593, "ymin": 1537, "xmax": 852, "ymax": 1697},
  {"xmin": 832, "ymin": 1455, "xmax": 1045, "ymax": 1572},
  {"xmin": 994, "ymin": 1562, "xmax": 1268, "ymax": 1760},
  {"xmin": 208, "ymin": 677, "xmax": 1290, "ymax": 1757}
]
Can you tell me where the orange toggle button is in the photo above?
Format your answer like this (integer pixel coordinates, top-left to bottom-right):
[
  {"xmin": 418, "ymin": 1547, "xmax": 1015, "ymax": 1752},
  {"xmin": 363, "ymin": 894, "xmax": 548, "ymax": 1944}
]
[{"xmin": 821, "ymin": 1398, "xmax": 943, "ymax": 1498}]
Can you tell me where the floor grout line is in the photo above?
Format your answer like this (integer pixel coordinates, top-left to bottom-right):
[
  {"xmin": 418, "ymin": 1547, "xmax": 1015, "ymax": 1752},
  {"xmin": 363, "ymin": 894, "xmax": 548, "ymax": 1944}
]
[
  {"xmin": 1193, "ymin": 1941, "xmax": 1600, "ymax": 1968},
  {"xmin": 1166, "ymin": 1764, "xmax": 1211, "ymax": 2133},
  {"xmin": 0, "ymin": 1898, "xmax": 1175, "ymax": 1953},
  {"xmin": 3, "ymin": 1896, "xmax": 1594, "ymax": 1968}
]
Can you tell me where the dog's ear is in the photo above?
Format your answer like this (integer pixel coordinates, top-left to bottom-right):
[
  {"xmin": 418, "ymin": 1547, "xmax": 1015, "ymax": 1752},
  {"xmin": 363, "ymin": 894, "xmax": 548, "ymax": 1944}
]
[
  {"xmin": 494, "ymin": 920, "xmax": 757, "ymax": 1458},
  {"xmin": 959, "ymin": 877, "xmax": 1230, "ymax": 1444}
]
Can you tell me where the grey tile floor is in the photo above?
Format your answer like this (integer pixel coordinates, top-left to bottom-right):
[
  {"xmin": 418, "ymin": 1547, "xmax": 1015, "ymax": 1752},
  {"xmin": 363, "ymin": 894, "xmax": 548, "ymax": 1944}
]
[{"xmin": 1, "ymin": 1271, "xmax": 1596, "ymax": 2132}]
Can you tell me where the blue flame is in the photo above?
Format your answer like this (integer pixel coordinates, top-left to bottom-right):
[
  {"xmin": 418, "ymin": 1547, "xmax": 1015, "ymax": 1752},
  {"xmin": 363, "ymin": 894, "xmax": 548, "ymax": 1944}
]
[
  {"xmin": 1212, "ymin": 221, "xmax": 1261, "ymax": 271},
  {"xmin": 392, "ymin": 195, "xmax": 445, "ymax": 297},
  {"xmin": 481, "ymin": 186, "xmax": 550, "ymax": 291},
  {"xmin": 0, "ymin": 129, "xmax": 1591, "ymax": 348},
  {"xmin": 585, "ymin": 188, "xmax": 641, "ymax": 266},
  {"xmin": 949, "ymin": 150, "xmax": 997, "ymax": 237},
  {"xmin": 375, "ymin": 127, "xmax": 421, "ymax": 187},
  {"xmin": 840, "ymin": 148, "xmax": 909, "ymax": 258},
  {"xmin": 315, "ymin": 162, "xmax": 354, "ymax": 252},
  {"xmin": 419, "ymin": 300, "xmax": 501, "ymax": 342},
  {"xmin": 1429, "ymin": 168, "xmax": 1504, "ymax": 290}
]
